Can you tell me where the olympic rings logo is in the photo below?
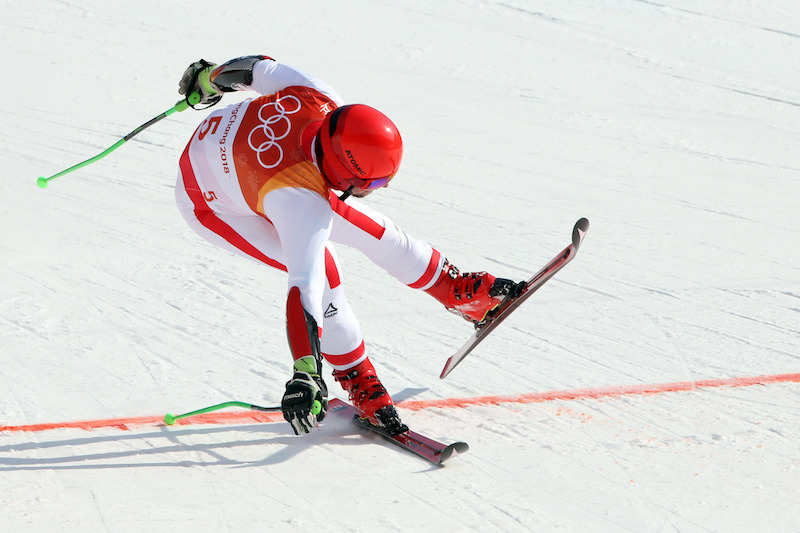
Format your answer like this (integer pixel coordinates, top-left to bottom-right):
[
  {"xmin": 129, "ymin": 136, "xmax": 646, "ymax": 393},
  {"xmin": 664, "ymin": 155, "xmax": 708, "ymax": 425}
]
[{"xmin": 247, "ymin": 95, "xmax": 302, "ymax": 169}]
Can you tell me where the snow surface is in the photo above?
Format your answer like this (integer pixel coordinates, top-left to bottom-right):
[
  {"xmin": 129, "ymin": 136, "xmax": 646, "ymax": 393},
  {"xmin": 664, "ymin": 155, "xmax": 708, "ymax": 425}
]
[{"xmin": 2, "ymin": 0, "xmax": 799, "ymax": 531}]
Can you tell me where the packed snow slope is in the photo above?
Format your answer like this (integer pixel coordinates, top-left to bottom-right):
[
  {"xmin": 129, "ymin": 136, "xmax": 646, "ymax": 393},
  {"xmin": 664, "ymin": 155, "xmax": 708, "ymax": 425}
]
[{"xmin": 2, "ymin": 0, "xmax": 799, "ymax": 531}]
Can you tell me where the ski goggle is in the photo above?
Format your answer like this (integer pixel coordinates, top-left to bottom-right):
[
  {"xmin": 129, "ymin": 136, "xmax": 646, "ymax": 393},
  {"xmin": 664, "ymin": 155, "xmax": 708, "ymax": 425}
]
[{"xmin": 351, "ymin": 174, "xmax": 395, "ymax": 190}]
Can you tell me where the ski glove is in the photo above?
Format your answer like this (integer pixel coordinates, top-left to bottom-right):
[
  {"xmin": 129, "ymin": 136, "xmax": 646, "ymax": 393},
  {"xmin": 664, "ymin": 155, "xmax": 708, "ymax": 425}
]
[
  {"xmin": 178, "ymin": 59, "xmax": 222, "ymax": 107},
  {"xmin": 281, "ymin": 356, "xmax": 328, "ymax": 435}
]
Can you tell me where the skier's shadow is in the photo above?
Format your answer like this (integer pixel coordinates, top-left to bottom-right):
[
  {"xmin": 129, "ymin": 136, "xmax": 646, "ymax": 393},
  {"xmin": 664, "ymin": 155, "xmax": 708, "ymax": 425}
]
[
  {"xmin": 0, "ymin": 388, "xmax": 432, "ymax": 472},
  {"xmin": 0, "ymin": 421, "xmax": 359, "ymax": 472}
]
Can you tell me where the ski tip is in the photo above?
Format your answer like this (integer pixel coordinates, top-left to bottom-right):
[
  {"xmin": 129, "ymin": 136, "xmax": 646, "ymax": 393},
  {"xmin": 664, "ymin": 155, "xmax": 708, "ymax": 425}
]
[
  {"xmin": 438, "ymin": 441, "xmax": 470, "ymax": 463},
  {"xmin": 572, "ymin": 218, "xmax": 590, "ymax": 249}
]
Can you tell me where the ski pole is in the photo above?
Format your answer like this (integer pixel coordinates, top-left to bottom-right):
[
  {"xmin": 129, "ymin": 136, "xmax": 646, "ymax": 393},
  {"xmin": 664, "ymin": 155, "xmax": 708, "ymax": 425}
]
[
  {"xmin": 164, "ymin": 401, "xmax": 283, "ymax": 425},
  {"xmin": 36, "ymin": 92, "xmax": 202, "ymax": 189}
]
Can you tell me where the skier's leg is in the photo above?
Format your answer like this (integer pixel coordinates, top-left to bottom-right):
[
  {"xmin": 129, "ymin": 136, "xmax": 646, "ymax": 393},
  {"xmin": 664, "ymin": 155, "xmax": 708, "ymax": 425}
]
[
  {"xmin": 178, "ymin": 179, "xmax": 367, "ymax": 353},
  {"xmin": 176, "ymin": 173, "xmax": 286, "ymax": 270},
  {"xmin": 327, "ymin": 192, "xmax": 442, "ymax": 287},
  {"xmin": 315, "ymin": 241, "xmax": 403, "ymax": 432},
  {"xmin": 328, "ymin": 192, "xmax": 519, "ymax": 323},
  {"xmin": 314, "ymin": 243, "xmax": 366, "ymax": 369}
]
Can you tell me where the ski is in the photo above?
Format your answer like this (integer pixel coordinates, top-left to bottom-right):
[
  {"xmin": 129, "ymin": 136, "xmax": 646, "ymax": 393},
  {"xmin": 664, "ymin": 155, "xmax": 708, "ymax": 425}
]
[
  {"xmin": 328, "ymin": 398, "xmax": 469, "ymax": 466},
  {"xmin": 165, "ymin": 398, "xmax": 468, "ymax": 465},
  {"xmin": 440, "ymin": 217, "xmax": 590, "ymax": 379}
]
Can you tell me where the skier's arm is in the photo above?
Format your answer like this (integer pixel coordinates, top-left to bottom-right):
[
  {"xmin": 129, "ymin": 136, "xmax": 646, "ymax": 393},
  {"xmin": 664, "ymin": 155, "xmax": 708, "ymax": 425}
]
[
  {"xmin": 212, "ymin": 56, "xmax": 343, "ymax": 103},
  {"xmin": 208, "ymin": 55, "xmax": 273, "ymax": 92},
  {"xmin": 245, "ymin": 59, "xmax": 344, "ymax": 104},
  {"xmin": 281, "ymin": 286, "xmax": 328, "ymax": 435},
  {"xmin": 180, "ymin": 55, "xmax": 344, "ymax": 106},
  {"xmin": 264, "ymin": 188, "xmax": 335, "ymax": 434}
]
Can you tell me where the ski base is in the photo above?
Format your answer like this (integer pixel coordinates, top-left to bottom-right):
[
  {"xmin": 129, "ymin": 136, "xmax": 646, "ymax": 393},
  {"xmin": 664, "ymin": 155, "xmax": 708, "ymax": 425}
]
[
  {"xmin": 329, "ymin": 399, "xmax": 468, "ymax": 466},
  {"xmin": 440, "ymin": 217, "xmax": 590, "ymax": 378}
]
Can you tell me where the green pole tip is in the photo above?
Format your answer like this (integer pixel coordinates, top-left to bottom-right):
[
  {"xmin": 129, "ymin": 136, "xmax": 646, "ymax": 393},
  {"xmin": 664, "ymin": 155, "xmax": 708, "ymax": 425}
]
[
  {"xmin": 164, "ymin": 413, "xmax": 176, "ymax": 425},
  {"xmin": 188, "ymin": 92, "xmax": 201, "ymax": 106},
  {"xmin": 312, "ymin": 400, "xmax": 322, "ymax": 416},
  {"xmin": 37, "ymin": 177, "xmax": 48, "ymax": 188}
]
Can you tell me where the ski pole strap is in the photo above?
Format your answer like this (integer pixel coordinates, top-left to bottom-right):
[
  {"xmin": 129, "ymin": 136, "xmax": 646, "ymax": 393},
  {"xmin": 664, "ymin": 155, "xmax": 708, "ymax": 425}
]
[{"xmin": 37, "ymin": 92, "xmax": 202, "ymax": 189}]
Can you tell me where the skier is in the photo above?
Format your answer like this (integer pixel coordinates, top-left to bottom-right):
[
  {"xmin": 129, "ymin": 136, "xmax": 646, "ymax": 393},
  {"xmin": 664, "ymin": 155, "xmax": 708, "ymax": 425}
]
[{"xmin": 176, "ymin": 56, "xmax": 519, "ymax": 436}]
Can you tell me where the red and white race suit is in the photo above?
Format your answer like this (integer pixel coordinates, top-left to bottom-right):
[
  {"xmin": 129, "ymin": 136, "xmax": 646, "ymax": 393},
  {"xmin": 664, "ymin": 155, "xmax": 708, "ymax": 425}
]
[{"xmin": 176, "ymin": 59, "xmax": 444, "ymax": 369}]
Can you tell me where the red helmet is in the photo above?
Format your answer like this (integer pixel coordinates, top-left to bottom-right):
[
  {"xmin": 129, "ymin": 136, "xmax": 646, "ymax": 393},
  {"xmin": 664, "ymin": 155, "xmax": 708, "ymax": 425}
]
[{"xmin": 317, "ymin": 104, "xmax": 403, "ymax": 191}]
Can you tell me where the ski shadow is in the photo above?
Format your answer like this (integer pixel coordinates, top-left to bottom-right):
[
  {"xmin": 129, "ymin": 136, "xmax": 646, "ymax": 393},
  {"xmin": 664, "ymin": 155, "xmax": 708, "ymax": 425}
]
[{"xmin": 393, "ymin": 387, "xmax": 429, "ymax": 403}]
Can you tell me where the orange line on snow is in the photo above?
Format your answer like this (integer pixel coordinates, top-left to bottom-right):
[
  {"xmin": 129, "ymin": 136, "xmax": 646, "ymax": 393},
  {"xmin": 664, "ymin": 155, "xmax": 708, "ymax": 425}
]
[
  {"xmin": 1, "ymin": 373, "xmax": 797, "ymax": 434},
  {"xmin": 0, "ymin": 411, "xmax": 284, "ymax": 433},
  {"xmin": 399, "ymin": 372, "xmax": 800, "ymax": 411}
]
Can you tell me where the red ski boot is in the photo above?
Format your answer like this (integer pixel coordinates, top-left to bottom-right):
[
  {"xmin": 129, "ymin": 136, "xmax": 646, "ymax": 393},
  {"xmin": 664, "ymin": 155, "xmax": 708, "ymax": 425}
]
[
  {"xmin": 425, "ymin": 260, "xmax": 521, "ymax": 324},
  {"xmin": 333, "ymin": 358, "xmax": 408, "ymax": 436}
]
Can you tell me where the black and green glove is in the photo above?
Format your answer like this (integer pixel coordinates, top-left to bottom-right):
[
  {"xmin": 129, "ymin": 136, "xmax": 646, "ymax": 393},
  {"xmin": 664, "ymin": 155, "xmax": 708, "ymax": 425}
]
[
  {"xmin": 178, "ymin": 59, "xmax": 222, "ymax": 107},
  {"xmin": 281, "ymin": 356, "xmax": 329, "ymax": 435}
]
